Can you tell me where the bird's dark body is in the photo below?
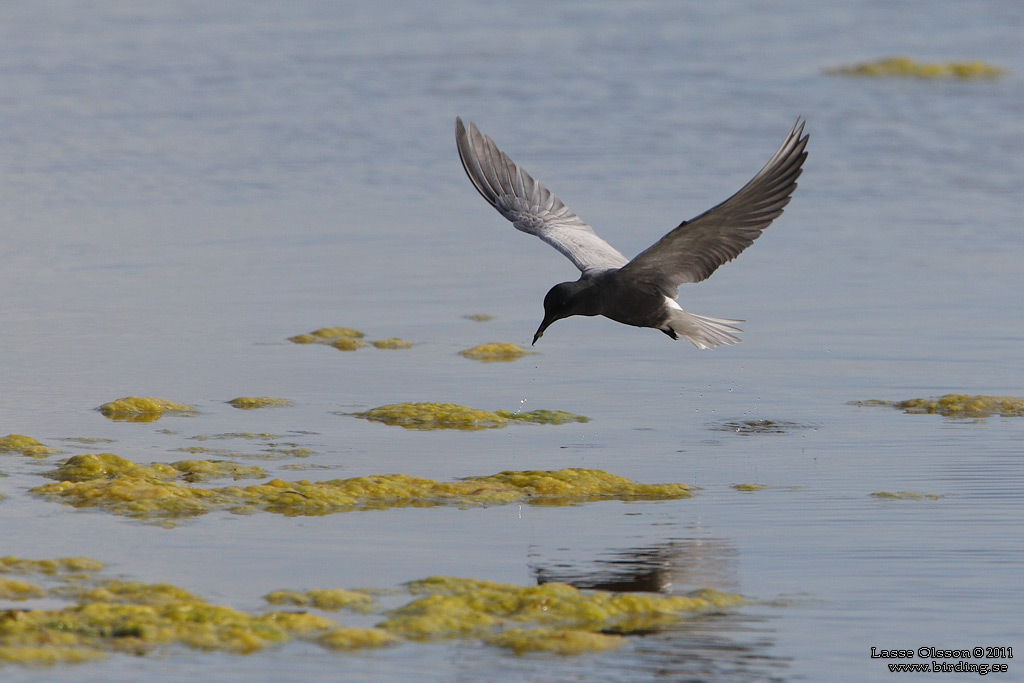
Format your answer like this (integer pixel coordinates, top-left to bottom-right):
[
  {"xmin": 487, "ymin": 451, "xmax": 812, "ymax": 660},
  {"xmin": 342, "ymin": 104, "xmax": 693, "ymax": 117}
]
[
  {"xmin": 540, "ymin": 271, "xmax": 674, "ymax": 340},
  {"xmin": 553, "ymin": 273, "xmax": 667, "ymax": 327}
]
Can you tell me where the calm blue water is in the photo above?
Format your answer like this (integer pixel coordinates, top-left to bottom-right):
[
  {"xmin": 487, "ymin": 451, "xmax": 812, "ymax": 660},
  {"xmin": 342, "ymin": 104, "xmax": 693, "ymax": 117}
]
[{"xmin": 1, "ymin": 1, "xmax": 1022, "ymax": 680}]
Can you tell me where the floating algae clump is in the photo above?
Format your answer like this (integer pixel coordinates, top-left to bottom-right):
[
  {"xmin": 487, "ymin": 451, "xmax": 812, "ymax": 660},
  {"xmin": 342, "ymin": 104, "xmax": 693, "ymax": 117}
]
[
  {"xmin": 264, "ymin": 589, "xmax": 375, "ymax": 612},
  {"xmin": 0, "ymin": 577, "xmax": 45, "ymax": 600},
  {"xmin": 897, "ymin": 394, "xmax": 1024, "ymax": 417},
  {"xmin": 42, "ymin": 454, "xmax": 265, "ymax": 484},
  {"xmin": 854, "ymin": 394, "xmax": 1024, "ymax": 418},
  {"xmin": 288, "ymin": 327, "xmax": 365, "ymax": 344},
  {"xmin": 0, "ymin": 645, "xmax": 106, "ymax": 666},
  {"xmin": 290, "ymin": 327, "xmax": 415, "ymax": 351},
  {"xmin": 467, "ymin": 469, "xmax": 691, "ymax": 505},
  {"xmin": 355, "ymin": 402, "xmax": 509, "ymax": 430},
  {"xmin": 330, "ymin": 336, "xmax": 365, "ymax": 351},
  {"xmin": 32, "ymin": 477, "xmax": 216, "ymax": 520},
  {"xmin": 0, "ymin": 434, "xmax": 56, "ymax": 458},
  {"xmin": 354, "ymin": 402, "xmax": 587, "ymax": 430},
  {"xmin": 58, "ymin": 580, "xmax": 206, "ymax": 606},
  {"xmin": 459, "ymin": 342, "xmax": 533, "ymax": 362},
  {"xmin": 0, "ymin": 556, "xmax": 748, "ymax": 663},
  {"xmin": 732, "ymin": 484, "xmax": 770, "ymax": 492},
  {"xmin": 0, "ymin": 592, "xmax": 339, "ymax": 662},
  {"xmin": 169, "ymin": 460, "xmax": 267, "ymax": 482},
  {"xmin": 227, "ymin": 397, "xmax": 293, "ymax": 410},
  {"xmin": 380, "ymin": 577, "xmax": 742, "ymax": 647},
  {"xmin": 485, "ymin": 627, "xmax": 625, "ymax": 655},
  {"xmin": 97, "ymin": 397, "xmax": 194, "ymax": 422},
  {"xmin": 288, "ymin": 327, "xmax": 368, "ymax": 351},
  {"xmin": 44, "ymin": 453, "xmax": 178, "ymax": 482},
  {"xmin": 371, "ymin": 338, "xmax": 414, "ymax": 350},
  {"xmin": 826, "ymin": 56, "xmax": 1006, "ymax": 80},
  {"xmin": 464, "ymin": 313, "xmax": 494, "ymax": 322},
  {"xmin": 31, "ymin": 458, "xmax": 690, "ymax": 521},
  {"xmin": 871, "ymin": 491, "xmax": 942, "ymax": 500},
  {"xmin": 318, "ymin": 627, "xmax": 397, "ymax": 650},
  {"xmin": 495, "ymin": 409, "xmax": 589, "ymax": 425},
  {"xmin": 0, "ymin": 556, "xmax": 362, "ymax": 664},
  {"xmin": 0, "ymin": 556, "xmax": 103, "ymax": 575}
]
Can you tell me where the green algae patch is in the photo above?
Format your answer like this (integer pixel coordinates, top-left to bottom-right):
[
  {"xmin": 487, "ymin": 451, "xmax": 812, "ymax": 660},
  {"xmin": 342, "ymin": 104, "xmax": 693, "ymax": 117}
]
[
  {"xmin": 169, "ymin": 460, "xmax": 267, "ymax": 483},
  {"xmin": 0, "ymin": 434, "xmax": 57, "ymax": 458},
  {"xmin": 41, "ymin": 454, "xmax": 264, "ymax": 485},
  {"xmin": 898, "ymin": 394, "xmax": 1024, "ymax": 418},
  {"xmin": 272, "ymin": 447, "xmax": 314, "ymax": 458},
  {"xmin": 0, "ymin": 557, "xmax": 370, "ymax": 665},
  {"xmin": 732, "ymin": 483, "xmax": 769, "ymax": 492},
  {"xmin": 464, "ymin": 313, "xmax": 494, "ymax": 322},
  {"xmin": 59, "ymin": 580, "xmax": 206, "ymax": 607},
  {"xmin": 485, "ymin": 627, "xmax": 625, "ymax": 655},
  {"xmin": 467, "ymin": 469, "xmax": 691, "ymax": 505},
  {"xmin": 495, "ymin": 409, "xmax": 589, "ymax": 425},
  {"xmin": 871, "ymin": 491, "xmax": 942, "ymax": 500},
  {"xmin": 826, "ymin": 56, "xmax": 1006, "ymax": 80},
  {"xmin": 43, "ymin": 453, "xmax": 177, "ymax": 482},
  {"xmin": 330, "ymin": 337, "xmax": 366, "ymax": 351},
  {"xmin": 0, "ymin": 556, "xmax": 752, "ymax": 663},
  {"xmin": 32, "ymin": 457, "xmax": 690, "ymax": 521},
  {"xmin": 353, "ymin": 403, "xmax": 587, "ymax": 430},
  {"xmin": 0, "ymin": 578, "xmax": 45, "ymax": 600},
  {"xmin": 459, "ymin": 342, "xmax": 533, "ymax": 362},
  {"xmin": 354, "ymin": 402, "xmax": 509, "ymax": 430},
  {"xmin": 264, "ymin": 589, "xmax": 375, "ymax": 612},
  {"xmin": 0, "ymin": 557, "xmax": 104, "ymax": 576},
  {"xmin": 381, "ymin": 577, "xmax": 742, "ymax": 643},
  {"xmin": 97, "ymin": 397, "xmax": 195, "ymax": 422},
  {"xmin": 856, "ymin": 394, "xmax": 1024, "ymax": 418},
  {"xmin": 288, "ymin": 328, "xmax": 421, "ymax": 352},
  {"xmin": 371, "ymin": 338, "xmax": 414, "ymax": 350},
  {"xmin": 318, "ymin": 627, "xmax": 398, "ymax": 650},
  {"xmin": 0, "ymin": 644, "xmax": 107, "ymax": 666},
  {"xmin": 31, "ymin": 478, "xmax": 216, "ymax": 521},
  {"xmin": 227, "ymin": 397, "xmax": 293, "ymax": 410},
  {"xmin": 0, "ymin": 600, "xmax": 339, "ymax": 661},
  {"xmin": 288, "ymin": 327, "xmax": 365, "ymax": 344}
]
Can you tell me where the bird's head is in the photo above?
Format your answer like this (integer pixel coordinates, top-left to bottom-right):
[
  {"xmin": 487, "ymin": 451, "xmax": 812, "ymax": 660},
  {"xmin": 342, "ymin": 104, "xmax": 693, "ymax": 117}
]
[{"xmin": 533, "ymin": 281, "xmax": 590, "ymax": 345}]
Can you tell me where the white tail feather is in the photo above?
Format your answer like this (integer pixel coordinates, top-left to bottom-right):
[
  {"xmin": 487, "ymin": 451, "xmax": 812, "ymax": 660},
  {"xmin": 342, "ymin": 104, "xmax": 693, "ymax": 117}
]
[{"xmin": 664, "ymin": 300, "xmax": 742, "ymax": 349}]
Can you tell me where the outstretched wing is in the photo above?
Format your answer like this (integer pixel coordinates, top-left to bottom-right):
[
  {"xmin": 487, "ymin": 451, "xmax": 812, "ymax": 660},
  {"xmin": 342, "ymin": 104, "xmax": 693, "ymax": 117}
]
[
  {"xmin": 456, "ymin": 117, "xmax": 628, "ymax": 275},
  {"xmin": 618, "ymin": 120, "xmax": 808, "ymax": 295}
]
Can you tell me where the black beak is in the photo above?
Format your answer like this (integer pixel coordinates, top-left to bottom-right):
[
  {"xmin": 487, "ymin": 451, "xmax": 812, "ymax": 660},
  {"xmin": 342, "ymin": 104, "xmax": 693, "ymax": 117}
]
[{"xmin": 532, "ymin": 316, "xmax": 554, "ymax": 346}]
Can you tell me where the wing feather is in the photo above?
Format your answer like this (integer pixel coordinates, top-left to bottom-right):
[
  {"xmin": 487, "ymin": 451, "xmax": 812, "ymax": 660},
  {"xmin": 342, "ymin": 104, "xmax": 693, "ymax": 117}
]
[
  {"xmin": 456, "ymin": 117, "xmax": 628, "ymax": 274},
  {"xmin": 619, "ymin": 120, "xmax": 808, "ymax": 294}
]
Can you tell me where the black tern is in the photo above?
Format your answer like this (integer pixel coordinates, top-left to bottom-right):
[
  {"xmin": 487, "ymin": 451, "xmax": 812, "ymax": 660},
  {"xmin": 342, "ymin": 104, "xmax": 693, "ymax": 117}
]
[{"xmin": 455, "ymin": 117, "xmax": 808, "ymax": 348}]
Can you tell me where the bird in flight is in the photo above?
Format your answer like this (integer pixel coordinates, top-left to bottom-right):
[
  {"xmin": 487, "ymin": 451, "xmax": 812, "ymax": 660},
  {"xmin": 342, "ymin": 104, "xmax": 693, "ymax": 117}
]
[{"xmin": 455, "ymin": 117, "xmax": 808, "ymax": 348}]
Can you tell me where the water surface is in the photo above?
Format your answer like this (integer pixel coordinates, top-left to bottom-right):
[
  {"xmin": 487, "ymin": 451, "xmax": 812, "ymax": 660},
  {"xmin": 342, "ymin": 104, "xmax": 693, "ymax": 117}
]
[{"xmin": 1, "ymin": 1, "xmax": 1022, "ymax": 680}]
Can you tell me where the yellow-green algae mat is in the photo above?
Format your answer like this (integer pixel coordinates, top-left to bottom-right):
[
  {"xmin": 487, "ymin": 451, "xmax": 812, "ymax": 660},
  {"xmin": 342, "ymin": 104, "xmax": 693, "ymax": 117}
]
[
  {"xmin": 851, "ymin": 394, "xmax": 1024, "ymax": 418},
  {"xmin": 287, "ymin": 327, "xmax": 414, "ymax": 351},
  {"xmin": 459, "ymin": 342, "xmax": 533, "ymax": 363},
  {"xmin": 825, "ymin": 56, "xmax": 1006, "ymax": 80},
  {"xmin": 226, "ymin": 397, "xmax": 293, "ymax": 410},
  {"xmin": 0, "ymin": 434, "xmax": 58, "ymax": 458},
  {"xmin": 97, "ymin": 397, "xmax": 195, "ymax": 423},
  {"xmin": 0, "ymin": 557, "xmax": 742, "ymax": 664},
  {"xmin": 353, "ymin": 402, "xmax": 588, "ymax": 430},
  {"xmin": 29, "ymin": 454, "xmax": 691, "ymax": 522}
]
